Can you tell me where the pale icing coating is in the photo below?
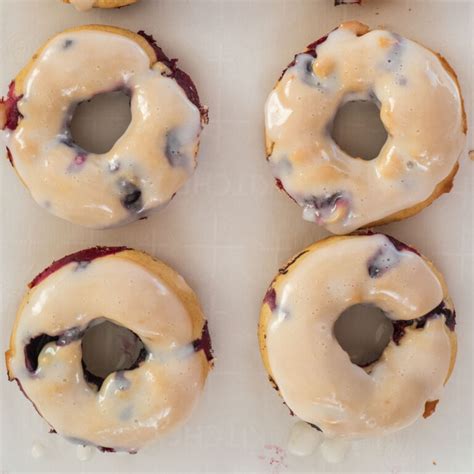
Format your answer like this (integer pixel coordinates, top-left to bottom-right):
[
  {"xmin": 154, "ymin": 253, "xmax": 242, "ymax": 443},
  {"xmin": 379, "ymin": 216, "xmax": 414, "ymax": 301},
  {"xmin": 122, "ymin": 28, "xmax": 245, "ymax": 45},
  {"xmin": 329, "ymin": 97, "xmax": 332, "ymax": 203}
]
[
  {"xmin": 261, "ymin": 234, "xmax": 455, "ymax": 438},
  {"xmin": 7, "ymin": 249, "xmax": 210, "ymax": 451},
  {"xmin": 6, "ymin": 28, "xmax": 203, "ymax": 228},
  {"xmin": 70, "ymin": 0, "xmax": 95, "ymax": 11},
  {"xmin": 265, "ymin": 22, "xmax": 466, "ymax": 234},
  {"xmin": 320, "ymin": 439, "xmax": 350, "ymax": 464},
  {"xmin": 287, "ymin": 421, "xmax": 323, "ymax": 457}
]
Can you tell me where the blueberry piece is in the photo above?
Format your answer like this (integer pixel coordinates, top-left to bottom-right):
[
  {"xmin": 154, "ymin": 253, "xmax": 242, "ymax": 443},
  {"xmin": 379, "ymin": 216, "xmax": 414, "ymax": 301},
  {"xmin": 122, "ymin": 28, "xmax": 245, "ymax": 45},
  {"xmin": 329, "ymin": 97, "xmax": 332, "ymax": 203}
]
[
  {"xmin": 165, "ymin": 130, "xmax": 190, "ymax": 167},
  {"xmin": 304, "ymin": 192, "xmax": 344, "ymax": 212},
  {"xmin": 367, "ymin": 244, "xmax": 400, "ymax": 279},
  {"xmin": 117, "ymin": 179, "xmax": 143, "ymax": 212},
  {"xmin": 263, "ymin": 288, "xmax": 277, "ymax": 311},
  {"xmin": 63, "ymin": 39, "xmax": 73, "ymax": 49},
  {"xmin": 57, "ymin": 327, "xmax": 83, "ymax": 346},
  {"xmin": 75, "ymin": 261, "xmax": 90, "ymax": 271},
  {"xmin": 24, "ymin": 334, "xmax": 58, "ymax": 373}
]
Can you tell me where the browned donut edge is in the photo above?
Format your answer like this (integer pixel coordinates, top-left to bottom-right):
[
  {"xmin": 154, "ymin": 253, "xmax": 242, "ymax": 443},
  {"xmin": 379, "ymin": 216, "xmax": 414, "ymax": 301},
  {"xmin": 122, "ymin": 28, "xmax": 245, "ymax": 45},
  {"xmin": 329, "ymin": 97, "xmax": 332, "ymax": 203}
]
[{"xmin": 63, "ymin": 0, "xmax": 138, "ymax": 9}]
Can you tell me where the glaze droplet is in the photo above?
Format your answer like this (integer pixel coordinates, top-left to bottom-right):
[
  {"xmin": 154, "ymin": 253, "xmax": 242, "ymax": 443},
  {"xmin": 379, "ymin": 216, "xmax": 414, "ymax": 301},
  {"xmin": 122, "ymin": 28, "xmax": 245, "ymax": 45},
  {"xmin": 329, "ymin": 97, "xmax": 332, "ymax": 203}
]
[
  {"xmin": 76, "ymin": 444, "xmax": 93, "ymax": 461},
  {"xmin": 287, "ymin": 421, "xmax": 323, "ymax": 457},
  {"xmin": 31, "ymin": 441, "xmax": 45, "ymax": 459},
  {"xmin": 320, "ymin": 438, "xmax": 350, "ymax": 463}
]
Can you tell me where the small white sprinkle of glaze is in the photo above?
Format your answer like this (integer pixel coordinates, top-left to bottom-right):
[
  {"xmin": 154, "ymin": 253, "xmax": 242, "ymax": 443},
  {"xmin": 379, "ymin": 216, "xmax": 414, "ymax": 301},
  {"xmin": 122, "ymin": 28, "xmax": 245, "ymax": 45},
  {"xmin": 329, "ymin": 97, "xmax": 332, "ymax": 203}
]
[
  {"xmin": 320, "ymin": 438, "xmax": 350, "ymax": 463},
  {"xmin": 31, "ymin": 441, "xmax": 45, "ymax": 459},
  {"xmin": 287, "ymin": 421, "xmax": 323, "ymax": 457},
  {"xmin": 76, "ymin": 444, "xmax": 94, "ymax": 461}
]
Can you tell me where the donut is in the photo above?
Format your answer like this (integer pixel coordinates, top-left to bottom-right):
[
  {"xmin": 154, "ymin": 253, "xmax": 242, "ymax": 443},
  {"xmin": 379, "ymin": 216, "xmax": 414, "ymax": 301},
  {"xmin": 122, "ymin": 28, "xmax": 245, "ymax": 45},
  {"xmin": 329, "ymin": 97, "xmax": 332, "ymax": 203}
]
[
  {"xmin": 64, "ymin": 0, "xmax": 138, "ymax": 11},
  {"xmin": 264, "ymin": 21, "xmax": 466, "ymax": 234},
  {"xmin": 259, "ymin": 233, "xmax": 456, "ymax": 438},
  {"xmin": 0, "ymin": 25, "xmax": 207, "ymax": 228},
  {"xmin": 5, "ymin": 247, "xmax": 213, "ymax": 452}
]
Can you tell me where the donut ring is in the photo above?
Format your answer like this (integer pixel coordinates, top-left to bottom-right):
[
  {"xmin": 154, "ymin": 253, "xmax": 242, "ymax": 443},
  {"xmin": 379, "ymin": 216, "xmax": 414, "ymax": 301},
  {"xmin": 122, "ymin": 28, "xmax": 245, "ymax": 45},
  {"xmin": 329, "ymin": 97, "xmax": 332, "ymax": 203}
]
[
  {"xmin": 0, "ymin": 25, "xmax": 207, "ymax": 228},
  {"xmin": 264, "ymin": 21, "xmax": 466, "ymax": 234},
  {"xmin": 64, "ymin": 0, "xmax": 138, "ymax": 11},
  {"xmin": 259, "ymin": 233, "xmax": 456, "ymax": 438},
  {"xmin": 6, "ymin": 247, "xmax": 213, "ymax": 452}
]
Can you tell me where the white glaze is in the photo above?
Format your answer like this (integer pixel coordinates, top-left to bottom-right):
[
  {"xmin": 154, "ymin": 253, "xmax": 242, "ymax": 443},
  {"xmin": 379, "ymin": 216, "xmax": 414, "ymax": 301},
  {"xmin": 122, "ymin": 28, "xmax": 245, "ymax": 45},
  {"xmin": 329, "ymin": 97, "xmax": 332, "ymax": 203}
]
[
  {"xmin": 265, "ymin": 22, "xmax": 465, "ymax": 234},
  {"xmin": 76, "ymin": 444, "xmax": 93, "ymax": 461},
  {"xmin": 31, "ymin": 441, "xmax": 45, "ymax": 459},
  {"xmin": 7, "ymin": 250, "xmax": 208, "ymax": 451},
  {"xmin": 287, "ymin": 421, "xmax": 323, "ymax": 457},
  {"xmin": 70, "ymin": 0, "xmax": 95, "ymax": 11},
  {"xmin": 6, "ymin": 28, "xmax": 203, "ymax": 228},
  {"xmin": 320, "ymin": 438, "xmax": 350, "ymax": 464},
  {"xmin": 263, "ymin": 234, "xmax": 454, "ymax": 438}
]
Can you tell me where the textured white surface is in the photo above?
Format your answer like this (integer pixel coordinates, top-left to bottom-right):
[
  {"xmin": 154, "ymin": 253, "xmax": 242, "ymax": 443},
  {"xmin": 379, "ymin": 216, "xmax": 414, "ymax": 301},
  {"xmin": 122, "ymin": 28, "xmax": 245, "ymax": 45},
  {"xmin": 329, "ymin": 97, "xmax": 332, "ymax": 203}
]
[
  {"xmin": 287, "ymin": 422, "xmax": 323, "ymax": 457},
  {"xmin": 0, "ymin": 0, "xmax": 472, "ymax": 472}
]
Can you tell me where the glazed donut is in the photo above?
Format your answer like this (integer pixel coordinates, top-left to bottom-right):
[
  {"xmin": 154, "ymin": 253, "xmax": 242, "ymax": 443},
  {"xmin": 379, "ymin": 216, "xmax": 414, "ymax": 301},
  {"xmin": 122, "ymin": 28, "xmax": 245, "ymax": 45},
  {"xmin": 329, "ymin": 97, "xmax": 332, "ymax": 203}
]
[
  {"xmin": 64, "ymin": 0, "xmax": 138, "ymax": 11},
  {"xmin": 6, "ymin": 247, "xmax": 213, "ymax": 452},
  {"xmin": 259, "ymin": 233, "xmax": 456, "ymax": 438},
  {"xmin": 0, "ymin": 25, "xmax": 207, "ymax": 228},
  {"xmin": 264, "ymin": 21, "xmax": 466, "ymax": 234}
]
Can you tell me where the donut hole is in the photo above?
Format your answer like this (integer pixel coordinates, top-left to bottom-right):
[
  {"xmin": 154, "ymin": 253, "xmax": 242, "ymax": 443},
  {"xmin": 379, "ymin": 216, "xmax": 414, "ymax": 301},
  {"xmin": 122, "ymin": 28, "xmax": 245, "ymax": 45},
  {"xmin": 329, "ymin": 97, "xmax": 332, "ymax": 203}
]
[
  {"xmin": 81, "ymin": 319, "xmax": 147, "ymax": 389},
  {"xmin": 334, "ymin": 304, "xmax": 393, "ymax": 367},
  {"xmin": 331, "ymin": 100, "xmax": 388, "ymax": 161},
  {"xmin": 69, "ymin": 91, "xmax": 132, "ymax": 154}
]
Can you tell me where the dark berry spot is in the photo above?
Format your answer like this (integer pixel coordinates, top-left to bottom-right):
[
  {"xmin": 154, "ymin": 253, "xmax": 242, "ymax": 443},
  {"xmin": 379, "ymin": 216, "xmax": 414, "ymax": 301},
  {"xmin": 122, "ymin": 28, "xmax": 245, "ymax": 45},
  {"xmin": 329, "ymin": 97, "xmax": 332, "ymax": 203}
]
[
  {"xmin": 24, "ymin": 327, "xmax": 84, "ymax": 373},
  {"xmin": 165, "ymin": 130, "xmax": 191, "ymax": 167},
  {"xmin": 24, "ymin": 334, "xmax": 58, "ymax": 373},
  {"xmin": 99, "ymin": 446, "xmax": 116, "ymax": 453},
  {"xmin": 192, "ymin": 321, "xmax": 214, "ymax": 363},
  {"xmin": 63, "ymin": 39, "xmax": 73, "ymax": 49},
  {"xmin": 57, "ymin": 327, "xmax": 84, "ymax": 346},
  {"xmin": 392, "ymin": 301, "xmax": 455, "ymax": 345},
  {"xmin": 117, "ymin": 179, "xmax": 143, "ymax": 212},
  {"xmin": 75, "ymin": 261, "xmax": 90, "ymax": 271},
  {"xmin": 6, "ymin": 146, "xmax": 14, "ymax": 167},
  {"xmin": 367, "ymin": 243, "xmax": 400, "ymax": 279},
  {"xmin": 263, "ymin": 288, "xmax": 277, "ymax": 312},
  {"xmin": 1, "ymin": 81, "xmax": 23, "ymax": 131}
]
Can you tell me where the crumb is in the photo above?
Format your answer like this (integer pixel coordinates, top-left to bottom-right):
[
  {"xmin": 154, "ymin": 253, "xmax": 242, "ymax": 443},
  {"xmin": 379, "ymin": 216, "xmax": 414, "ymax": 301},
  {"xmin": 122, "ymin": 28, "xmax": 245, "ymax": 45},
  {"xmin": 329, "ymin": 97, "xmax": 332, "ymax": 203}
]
[
  {"xmin": 469, "ymin": 150, "xmax": 474, "ymax": 161},
  {"xmin": 433, "ymin": 461, "xmax": 437, "ymax": 465}
]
